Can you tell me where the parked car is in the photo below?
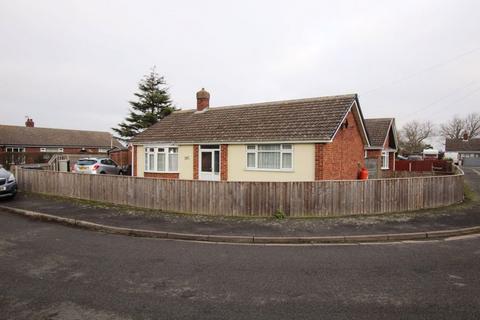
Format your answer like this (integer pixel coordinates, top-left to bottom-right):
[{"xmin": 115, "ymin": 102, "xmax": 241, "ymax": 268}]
[
  {"xmin": 0, "ymin": 166, "xmax": 17, "ymax": 199},
  {"xmin": 73, "ymin": 158, "xmax": 123, "ymax": 175}
]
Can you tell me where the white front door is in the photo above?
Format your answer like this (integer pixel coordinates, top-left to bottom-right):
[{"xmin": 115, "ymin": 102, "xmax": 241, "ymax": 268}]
[{"xmin": 199, "ymin": 146, "xmax": 220, "ymax": 181}]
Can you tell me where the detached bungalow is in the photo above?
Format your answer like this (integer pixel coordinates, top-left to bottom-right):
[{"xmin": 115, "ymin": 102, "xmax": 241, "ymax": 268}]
[
  {"xmin": 364, "ymin": 118, "xmax": 398, "ymax": 178},
  {"xmin": 131, "ymin": 89, "xmax": 376, "ymax": 181}
]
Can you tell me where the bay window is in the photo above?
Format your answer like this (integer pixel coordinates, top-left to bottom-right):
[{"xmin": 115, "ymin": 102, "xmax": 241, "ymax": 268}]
[
  {"xmin": 246, "ymin": 144, "xmax": 293, "ymax": 170},
  {"xmin": 145, "ymin": 146, "xmax": 178, "ymax": 172}
]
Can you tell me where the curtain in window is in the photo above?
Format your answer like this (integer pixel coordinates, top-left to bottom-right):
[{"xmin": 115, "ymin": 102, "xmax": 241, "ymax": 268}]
[
  {"xmin": 168, "ymin": 153, "xmax": 178, "ymax": 171},
  {"xmin": 282, "ymin": 153, "xmax": 292, "ymax": 169},
  {"xmin": 247, "ymin": 153, "xmax": 256, "ymax": 167},
  {"xmin": 258, "ymin": 152, "xmax": 281, "ymax": 169},
  {"xmin": 157, "ymin": 153, "xmax": 166, "ymax": 171}
]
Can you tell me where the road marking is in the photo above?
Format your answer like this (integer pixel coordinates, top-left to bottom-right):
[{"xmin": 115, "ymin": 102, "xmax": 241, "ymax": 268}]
[{"xmin": 472, "ymin": 169, "xmax": 480, "ymax": 176}]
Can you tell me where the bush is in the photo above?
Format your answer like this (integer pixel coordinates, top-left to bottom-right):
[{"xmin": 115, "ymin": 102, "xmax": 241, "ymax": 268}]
[{"xmin": 273, "ymin": 209, "xmax": 286, "ymax": 220}]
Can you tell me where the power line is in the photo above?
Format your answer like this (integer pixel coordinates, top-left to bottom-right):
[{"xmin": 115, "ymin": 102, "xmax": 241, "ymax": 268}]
[
  {"xmin": 402, "ymin": 80, "xmax": 478, "ymax": 120},
  {"xmin": 427, "ymin": 86, "xmax": 480, "ymax": 122},
  {"xmin": 361, "ymin": 46, "xmax": 480, "ymax": 96}
]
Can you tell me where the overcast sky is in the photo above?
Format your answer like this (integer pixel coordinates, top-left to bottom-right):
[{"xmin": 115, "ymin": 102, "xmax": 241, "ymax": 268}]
[{"xmin": 1, "ymin": 1, "xmax": 479, "ymax": 135}]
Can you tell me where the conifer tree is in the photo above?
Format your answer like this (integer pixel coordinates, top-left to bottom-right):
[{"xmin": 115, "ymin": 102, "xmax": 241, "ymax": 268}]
[{"xmin": 113, "ymin": 67, "xmax": 175, "ymax": 139}]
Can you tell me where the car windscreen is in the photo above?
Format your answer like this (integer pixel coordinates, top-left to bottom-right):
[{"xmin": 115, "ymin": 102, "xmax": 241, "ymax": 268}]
[{"xmin": 77, "ymin": 160, "xmax": 97, "ymax": 165}]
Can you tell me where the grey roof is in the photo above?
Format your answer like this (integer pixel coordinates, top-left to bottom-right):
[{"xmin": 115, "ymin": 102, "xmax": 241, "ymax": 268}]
[
  {"xmin": 132, "ymin": 94, "xmax": 364, "ymax": 144},
  {"xmin": 0, "ymin": 125, "xmax": 123, "ymax": 148},
  {"xmin": 445, "ymin": 138, "xmax": 480, "ymax": 152},
  {"xmin": 364, "ymin": 118, "xmax": 393, "ymax": 148}
]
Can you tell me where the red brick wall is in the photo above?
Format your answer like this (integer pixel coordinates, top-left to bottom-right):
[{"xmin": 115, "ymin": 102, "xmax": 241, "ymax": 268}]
[
  {"xmin": 389, "ymin": 152, "xmax": 395, "ymax": 170},
  {"xmin": 220, "ymin": 144, "xmax": 228, "ymax": 181},
  {"xmin": 315, "ymin": 111, "xmax": 365, "ymax": 180},
  {"xmin": 366, "ymin": 149, "xmax": 381, "ymax": 159},
  {"xmin": 193, "ymin": 145, "xmax": 199, "ymax": 180},
  {"xmin": 144, "ymin": 172, "xmax": 179, "ymax": 179}
]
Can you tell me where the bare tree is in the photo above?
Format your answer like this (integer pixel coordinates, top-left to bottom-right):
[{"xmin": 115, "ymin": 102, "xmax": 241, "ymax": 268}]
[
  {"xmin": 399, "ymin": 120, "xmax": 435, "ymax": 155},
  {"xmin": 440, "ymin": 115, "xmax": 464, "ymax": 139},
  {"xmin": 464, "ymin": 112, "xmax": 480, "ymax": 138}
]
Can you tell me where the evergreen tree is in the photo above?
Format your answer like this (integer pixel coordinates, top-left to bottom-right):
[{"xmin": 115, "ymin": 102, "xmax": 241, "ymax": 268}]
[{"xmin": 113, "ymin": 67, "xmax": 175, "ymax": 139}]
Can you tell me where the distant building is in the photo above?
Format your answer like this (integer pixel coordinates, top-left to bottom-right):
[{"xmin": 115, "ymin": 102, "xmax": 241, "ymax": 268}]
[
  {"xmin": 0, "ymin": 118, "xmax": 122, "ymax": 167},
  {"xmin": 445, "ymin": 133, "xmax": 480, "ymax": 165}
]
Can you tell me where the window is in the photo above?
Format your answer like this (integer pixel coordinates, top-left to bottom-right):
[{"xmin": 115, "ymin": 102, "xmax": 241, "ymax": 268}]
[
  {"xmin": 144, "ymin": 146, "xmax": 178, "ymax": 172},
  {"xmin": 40, "ymin": 147, "xmax": 64, "ymax": 153},
  {"xmin": 246, "ymin": 144, "xmax": 293, "ymax": 170},
  {"xmin": 6, "ymin": 147, "xmax": 25, "ymax": 152},
  {"xmin": 98, "ymin": 148, "xmax": 109, "ymax": 153},
  {"xmin": 381, "ymin": 151, "xmax": 389, "ymax": 169}
]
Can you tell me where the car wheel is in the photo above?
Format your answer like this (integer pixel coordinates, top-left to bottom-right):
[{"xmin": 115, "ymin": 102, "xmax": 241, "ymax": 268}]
[{"xmin": 100, "ymin": 171, "xmax": 106, "ymax": 174}]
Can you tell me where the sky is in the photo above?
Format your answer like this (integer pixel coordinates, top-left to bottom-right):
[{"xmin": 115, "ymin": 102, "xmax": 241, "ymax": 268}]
[{"xmin": 1, "ymin": 0, "xmax": 479, "ymax": 139}]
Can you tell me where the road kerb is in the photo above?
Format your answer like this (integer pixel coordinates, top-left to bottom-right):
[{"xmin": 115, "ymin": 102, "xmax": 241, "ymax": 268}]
[{"xmin": 1, "ymin": 205, "xmax": 479, "ymax": 245}]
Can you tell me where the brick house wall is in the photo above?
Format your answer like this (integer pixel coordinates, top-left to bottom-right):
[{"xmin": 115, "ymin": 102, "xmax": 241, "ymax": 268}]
[
  {"xmin": 144, "ymin": 172, "xmax": 179, "ymax": 179},
  {"xmin": 315, "ymin": 111, "xmax": 365, "ymax": 180}
]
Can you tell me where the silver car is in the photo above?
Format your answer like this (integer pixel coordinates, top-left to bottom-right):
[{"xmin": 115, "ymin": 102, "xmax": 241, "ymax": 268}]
[
  {"xmin": 0, "ymin": 166, "xmax": 17, "ymax": 199},
  {"xmin": 73, "ymin": 158, "xmax": 123, "ymax": 175}
]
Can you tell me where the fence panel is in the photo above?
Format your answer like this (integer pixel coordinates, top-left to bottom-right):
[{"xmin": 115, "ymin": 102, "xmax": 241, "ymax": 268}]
[{"xmin": 15, "ymin": 168, "xmax": 464, "ymax": 218}]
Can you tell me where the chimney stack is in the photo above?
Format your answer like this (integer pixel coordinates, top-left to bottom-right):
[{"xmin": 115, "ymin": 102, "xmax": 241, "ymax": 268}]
[
  {"xmin": 196, "ymin": 88, "xmax": 210, "ymax": 111},
  {"xmin": 25, "ymin": 118, "xmax": 35, "ymax": 128},
  {"xmin": 463, "ymin": 132, "xmax": 469, "ymax": 141}
]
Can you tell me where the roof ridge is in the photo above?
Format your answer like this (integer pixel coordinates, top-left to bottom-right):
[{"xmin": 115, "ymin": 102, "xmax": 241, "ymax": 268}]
[
  {"xmin": 0, "ymin": 124, "xmax": 112, "ymax": 134},
  {"xmin": 173, "ymin": 93, "xmax": 357, "ymax": 113},
  {"xmin": 365, "ymin": 117, "xmax": 394, "ymax": 121}
]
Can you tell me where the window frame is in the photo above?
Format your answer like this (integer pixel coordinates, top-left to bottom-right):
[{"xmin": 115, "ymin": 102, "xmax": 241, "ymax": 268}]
[
  {"xmin": 6, "ymin": 147, "xmax": 25, "ymax": 153},
  {"xmin": 245, "ymin": 144, "xmax": 294, "ymax": 171},
  {"xmin": 40, "ymin": 147, "xmax": 64, "ymax": 153},
  {"xmin": 144, "ymin": 146, "xmax": 179, "ymax": 173},
  {"xmin": 381, "ymin": 151, "xmax": 389, "ymax": 170}
]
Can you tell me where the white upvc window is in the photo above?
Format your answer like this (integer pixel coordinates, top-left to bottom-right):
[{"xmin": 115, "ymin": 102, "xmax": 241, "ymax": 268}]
[
  {"xmin": 246, "ymin": 144, "xmax": 293, "ymax": 170},
  {"xmin": 40, "ymin": 147, "xmax": 64, "ymax": 153},
  {"xmin": 381, "ymin": 151, "xmax": 389, "ymax": 170},
  {"xmin": 6, "ymin": 147, "xmax": 25, "ymax": 152},
  {"xmin": 144, "ymin": 146, "xmax": 178, "ymax": 172}
]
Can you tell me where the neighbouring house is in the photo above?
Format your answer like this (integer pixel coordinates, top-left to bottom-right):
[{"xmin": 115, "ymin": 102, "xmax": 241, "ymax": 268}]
[
  {"xmin": 0, "ymin": 118, "xmax": 123, "ymax": 168},
  {"xmin": 445, "ymin": 133, "xmax": 480, "ymax": 166},
  {"xmin": 363, "ymin": 118, "xmax": 398, "ymax": 178},
  {"xmin": 130, "ymin": 89, "xmax": 377, "ymax": 181}
]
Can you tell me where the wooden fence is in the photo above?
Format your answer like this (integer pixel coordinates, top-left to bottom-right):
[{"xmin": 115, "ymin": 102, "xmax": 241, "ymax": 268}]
[{"xmin": 15, "ymin": 168, "xmax": 464, "ymax": 218}]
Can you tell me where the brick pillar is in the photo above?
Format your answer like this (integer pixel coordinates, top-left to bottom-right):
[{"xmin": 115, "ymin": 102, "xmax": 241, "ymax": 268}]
[
  {"xmin": 193, "ymin": 145, "xmax": 199, "ymax": 180},
  {"xmin": 133, "ymin": 145, "xmax": 137, "ymax": 177},
  {"xmin": 220, "ymin": 144, "xmax": 228, "ymax": 181},
  {"xmin": 314, "ymin": 143, "xmax": 324, "ymax": 180}
]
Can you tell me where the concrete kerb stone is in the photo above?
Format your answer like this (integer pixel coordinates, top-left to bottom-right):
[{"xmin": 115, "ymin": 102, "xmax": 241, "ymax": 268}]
[{"xmin": 1, "ymin": 205, "xmax": 479, "ymax": 245}]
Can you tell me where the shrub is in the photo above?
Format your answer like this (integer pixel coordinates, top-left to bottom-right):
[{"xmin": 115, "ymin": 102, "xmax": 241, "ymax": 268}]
[{"xmin": 273, "ymin": 209, "xmax": 286, "ymax": 220}]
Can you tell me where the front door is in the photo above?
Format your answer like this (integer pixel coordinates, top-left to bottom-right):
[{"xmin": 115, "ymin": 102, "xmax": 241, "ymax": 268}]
[{"xmin": 199, "ymin": 146, "xmax": 220, "ymax": 181}]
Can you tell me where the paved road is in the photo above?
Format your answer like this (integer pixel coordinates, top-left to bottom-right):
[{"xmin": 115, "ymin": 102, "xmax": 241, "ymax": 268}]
[{"xmin": 1, "ymin": 212, "xmax": 480, "ymax": 319}]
